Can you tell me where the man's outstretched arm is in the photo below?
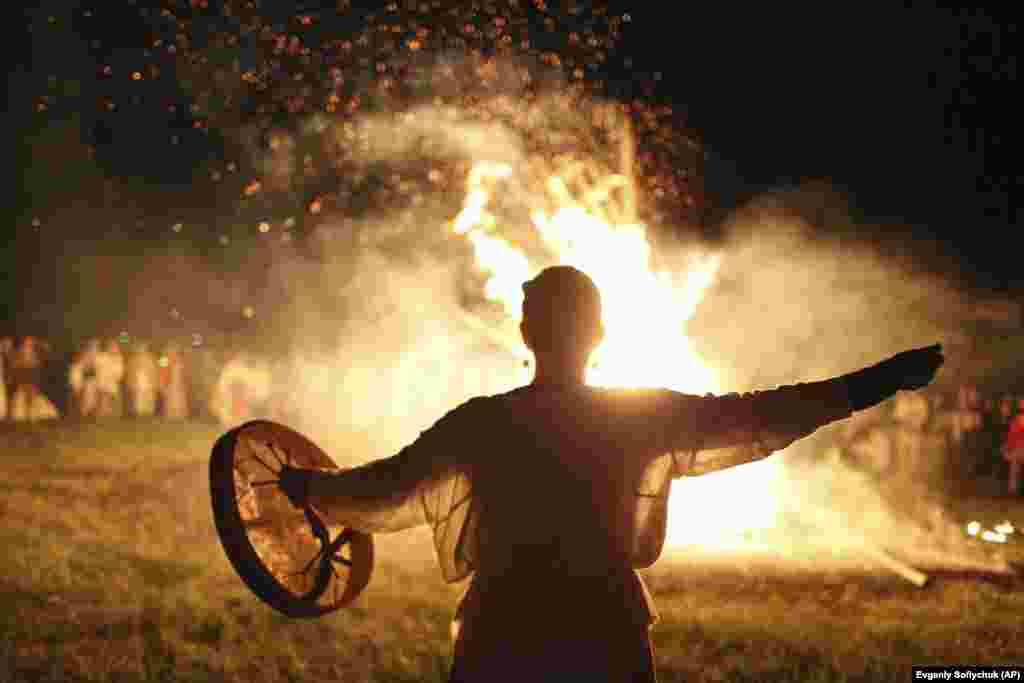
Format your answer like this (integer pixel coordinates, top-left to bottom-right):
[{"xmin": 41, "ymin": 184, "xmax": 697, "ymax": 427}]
[
  {"xmin": 278, "ymin": 398, "xmax": 481, "ymax": 533},
  {"xmin": 668, "ymin": 344, "xmax": 945, "ymax": 476},
  {"xmin": 281, "ymin": 450, "xmax": 431, "ymax": 533}
]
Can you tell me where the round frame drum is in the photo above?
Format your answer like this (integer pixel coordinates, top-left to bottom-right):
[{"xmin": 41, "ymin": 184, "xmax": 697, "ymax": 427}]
[{"xmin": 210, "ymin": 420, "xmax": 374, "ymax": 618}]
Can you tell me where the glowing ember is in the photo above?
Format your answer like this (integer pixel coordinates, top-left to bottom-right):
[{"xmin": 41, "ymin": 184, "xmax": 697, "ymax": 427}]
[
  {"xmin": 966, "ymin": 520, "xmax": 1014, "ymax": 544},
  {"xmin": 450, "ymin": 151, "xmax": 788, "ymax": 550},
  {"xmin": 981, "ymin": 530, "xmax": 1007, "ymax": 544}
]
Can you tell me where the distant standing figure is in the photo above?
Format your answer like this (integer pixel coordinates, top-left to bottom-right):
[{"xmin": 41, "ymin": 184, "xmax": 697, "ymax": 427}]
[
  {"xmin": 952, "ymin": 384, "xmax": 983, "ymax": 443},
  {"xmin": 891, "ymin": 390, "xmax": 946, "ymax": 488},
  {"xmin": 94, "ymin": 340, "xmax": 125, "ymax": 417},
  {"xmin": 187, "ymin": 346, "xmax": 222, "ymax": 421},
  {"xmin": 838, "ymin": 403, "xmax": 891, "ymax": 475},
  {"xmin": 68, "ymin": 338, "xmax": 102, "ymax": 417},
  {"xmin": 125, "ymin": 342, "xmax": 159, "ymax": 416},
  {"xmin": 9, "ymin": 336, "xmax": 59, "ymax": 420},
  {"xmin": 210, "ymin": 352, "xmax": 272, "ymax": 426},
  {"xmin": 0, "ymin": 337, "xmax": 12, "ymax": 419},
  {"xmin": 892, "ymin": 390, "xmax": 930, "ymax": 429},
  {"xmin": 997, "ymin": 396, "xmax": 1016, "ymax": 436},
  {"xmin": 159, "ymin": 345, "xmax": 189, "ymax": 418},
  {"xmin": 849, "ymin": 424, "xmax": 893, "ymax": 476},
  {"xmin": 952, "ymin": 384, "xmax": 985, "ymax": 478},
  {"xmin": 891, "ymin": 391, "xmax": 928, "ymax": 475},
  {"xmin": 1003, "ymin": 399, "xmax": 1024, "ymax": 495}
]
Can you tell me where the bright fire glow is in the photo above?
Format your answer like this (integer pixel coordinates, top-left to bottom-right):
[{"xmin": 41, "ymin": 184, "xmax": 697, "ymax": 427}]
[
  {"xmin": 967, "ymin": 521, "xmax": 1011, "ymax": 543},
  {"xmin": 452, "ymin": 156, "xmax": 784, "ymax": 550},
  {"xmin": 981, "ymin": 530, "xmax": 1007, "ymax": 544}
]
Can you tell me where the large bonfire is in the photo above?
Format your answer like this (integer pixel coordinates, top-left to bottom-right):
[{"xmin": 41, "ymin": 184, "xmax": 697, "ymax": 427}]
[{"xmin": 448, "ymin": 109, "xmax": 785, "ymax": 550}]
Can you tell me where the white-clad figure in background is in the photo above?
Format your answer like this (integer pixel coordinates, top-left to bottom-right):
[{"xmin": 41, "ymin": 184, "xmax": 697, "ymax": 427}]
[
  {"xmin": 210, "ymin": 351, "xmax": 272, "ymax": 426},
  {"xmin": 158, "ymin": 345, "xmax": 189, "ymax": 419},
  {"xmin": 68, "ymin": 338, "xmax": 102, "ymax": 418},
  {"xmin": 0, "ymin": 337, "xmax": 12, "ymax": 420},
  {"xmin": 188, "ymin": 346, "xmax": 222, "ymax": 421},
  {"xmin": 125, "ymin": 341, "xmax": 159, "ymax": 417},
  {"xmin": 1004, "ymin": 399, "xmax": 1024, "ymax": 495},
  {"xmin": 94, "ymin": 339, "xmax": 125, "ymax": 417},
  {"xmin": 951, "ymin": 384, "xmax": 982, "ymax": 444},
  {"xmin": 9, "ymin": 336, "xmax": 59, "ymax": 421}
]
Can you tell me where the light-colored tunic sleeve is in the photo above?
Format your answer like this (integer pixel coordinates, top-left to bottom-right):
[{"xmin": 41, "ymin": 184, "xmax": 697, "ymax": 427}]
[
  {"xmin": 620, "ymin": 377, "xmax": 855, "ymax": 477},
  {"xmin": 674, "ymin": 378, "xmax": 855, "ymax": 475},
  {"xmin": 618, "ymin": 378, "xmax": 855, "ymax": 577},
  {"xmin": 306, "ymin": 397, "xmax": 484, "ymax": 581}
]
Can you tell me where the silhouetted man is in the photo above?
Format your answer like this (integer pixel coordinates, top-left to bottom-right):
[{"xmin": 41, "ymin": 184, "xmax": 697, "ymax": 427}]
[{"xmin": 280, "ymin": 265, "xmax": 944, "ymax": 682}]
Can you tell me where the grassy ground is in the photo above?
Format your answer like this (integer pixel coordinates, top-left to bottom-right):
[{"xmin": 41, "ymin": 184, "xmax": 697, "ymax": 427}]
[{"xmin": 1, "ymin": 420, "xmax": 1022, "ymax": 682}]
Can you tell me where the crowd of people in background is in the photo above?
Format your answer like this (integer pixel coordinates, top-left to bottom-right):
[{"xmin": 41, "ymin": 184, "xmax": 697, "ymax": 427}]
[
  {"xmin": 0, "ymin": 335, "xmax": 278, "ymax": 429},
  {"xmin": 1, "ymin": 336, "xmax": 59, "ymax": 421},
  {"xmin": 3, "ymin": 333, "xmax": 1024, "ymax": 497},
  {"xmin": 836, "ymin": 383, "xmax": 1024, "ymax": 497}
]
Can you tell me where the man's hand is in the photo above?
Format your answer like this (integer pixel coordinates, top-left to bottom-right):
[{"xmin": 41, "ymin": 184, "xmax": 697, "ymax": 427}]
[
  {"xmin": 844, "ymin": 344, "xmax": 945, "ymax": 412},
  {"xmin": 883, "ymin": 343, "xmax": 945, "ymax": 391},
  {"xmin": 278, "ymin": 465, "xmax": 313, "ymax": 509}
]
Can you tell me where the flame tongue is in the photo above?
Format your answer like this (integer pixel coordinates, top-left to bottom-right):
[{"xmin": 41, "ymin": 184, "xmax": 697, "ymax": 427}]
[{"xmin": 451, "ymin": 158, "xmax": 722, "ymax": 395}]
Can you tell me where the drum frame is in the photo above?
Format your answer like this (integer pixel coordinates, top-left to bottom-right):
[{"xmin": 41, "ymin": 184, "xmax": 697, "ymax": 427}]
[{"xmin": 209, "ymin": 420, "xmax": 374, "ymax": 618}]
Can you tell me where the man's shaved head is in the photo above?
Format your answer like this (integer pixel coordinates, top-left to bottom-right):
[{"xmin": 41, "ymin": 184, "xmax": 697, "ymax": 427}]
[{"xmin": 521, "ymin": 266, "xmax": 603, "ymax": 356}]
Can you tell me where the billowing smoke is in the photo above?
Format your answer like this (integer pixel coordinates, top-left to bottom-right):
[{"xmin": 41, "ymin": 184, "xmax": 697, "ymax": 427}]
[
  {"xmin": 278, "ymin": 241, "xmax": 522, "ymax": 457},
  {"xmin": 689, "ymin": 191, "xmax": 1020, "ymax": 390},
  {"xmin": 666, "ymin": 188, "xmax": 1021, "ymax": 573}
]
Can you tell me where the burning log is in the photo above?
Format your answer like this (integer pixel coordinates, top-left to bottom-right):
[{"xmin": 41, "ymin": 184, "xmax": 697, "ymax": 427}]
[
  {"xmin": 895, "ymin": 546, "xmax": 1016, "ymax": 576},
  {"xmin": 860, "ymin": 543, "xmax": 929, "ymax": 587}
]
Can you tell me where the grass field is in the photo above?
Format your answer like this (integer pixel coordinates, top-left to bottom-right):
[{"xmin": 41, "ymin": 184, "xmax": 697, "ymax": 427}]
[{"xmin": 1, "ymin": 420, "xmax": 1022, "ymax": 682}]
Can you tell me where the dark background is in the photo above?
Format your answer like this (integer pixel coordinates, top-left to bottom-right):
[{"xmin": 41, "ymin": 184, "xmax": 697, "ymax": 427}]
[{"xmin": 623, "ymin": 4, "xmax": 1017, "ymax": 292}]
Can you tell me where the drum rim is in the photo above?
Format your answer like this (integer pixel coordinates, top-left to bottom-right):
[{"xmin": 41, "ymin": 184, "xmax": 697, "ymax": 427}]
[{"xmin": 209, "ymin": 420, "xmax": 374, "ymax": 618}]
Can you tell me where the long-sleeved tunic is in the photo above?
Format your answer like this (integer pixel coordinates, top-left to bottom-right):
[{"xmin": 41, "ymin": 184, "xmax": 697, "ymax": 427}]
[{"xmin": 305, "ymin": 379, "xmax": 854, "ymax": 680}]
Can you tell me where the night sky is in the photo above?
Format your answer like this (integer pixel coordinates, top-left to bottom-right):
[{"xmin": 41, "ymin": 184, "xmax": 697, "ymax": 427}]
[
  {"xmin": 627, "ymin": 5, "xmax": 1017, "ymax": 290},
  {"xmin": 5, "ymin": 1, "xmax": 1020, "ymax": 338}
]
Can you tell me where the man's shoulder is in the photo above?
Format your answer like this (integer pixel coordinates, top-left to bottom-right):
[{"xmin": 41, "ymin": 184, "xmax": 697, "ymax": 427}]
[
  {"xmin": 440, "ymin": 390, "xmax": 514, "ymax": 419},
  {"xmin": 448, "ymin": 387, "xmax": 529, "ymax": 415},
  {"xmin": 588, "ymin": 385, "xmax": 690, "ymax": 410},
  {"xmin": 425, "ymin": 391, "xmax": 517, "ymax": 437},
  {"xmin": 449, "ymin": 385, "xmax": 695, "ymax": 416}
]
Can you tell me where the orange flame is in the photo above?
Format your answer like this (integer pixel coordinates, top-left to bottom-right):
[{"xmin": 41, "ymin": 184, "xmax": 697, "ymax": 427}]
[{"xmin": 451, "ymin": 149, "xmax": 787, "ymax": 550}]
